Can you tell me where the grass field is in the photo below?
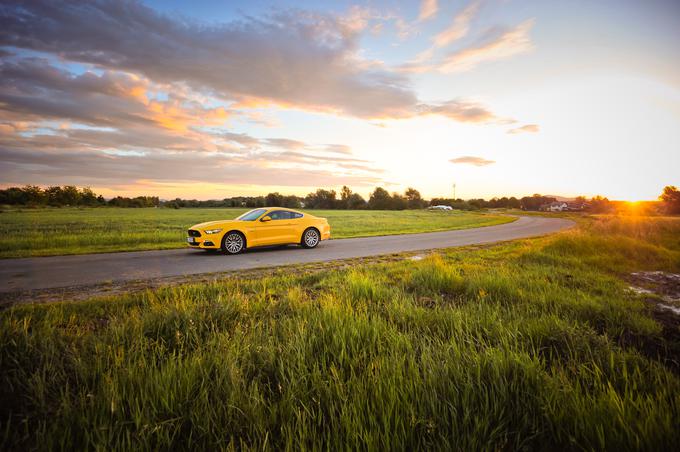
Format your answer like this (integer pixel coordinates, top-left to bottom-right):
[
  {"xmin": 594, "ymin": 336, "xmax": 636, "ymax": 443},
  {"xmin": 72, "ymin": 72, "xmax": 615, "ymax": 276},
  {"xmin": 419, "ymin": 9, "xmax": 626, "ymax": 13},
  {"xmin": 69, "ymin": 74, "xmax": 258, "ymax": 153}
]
[
  {"xmin": 0, "ymin": 207, "xmax": 513, "ymax": 258},
  {"xmin": 1, "ymin": 216, "xmax": 679, "ymax": 450}
]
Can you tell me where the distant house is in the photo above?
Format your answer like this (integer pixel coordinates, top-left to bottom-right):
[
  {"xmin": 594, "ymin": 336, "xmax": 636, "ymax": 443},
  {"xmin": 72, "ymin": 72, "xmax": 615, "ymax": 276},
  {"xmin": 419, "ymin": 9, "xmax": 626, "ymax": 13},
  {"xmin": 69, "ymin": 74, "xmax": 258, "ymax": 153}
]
[
  {"xmin": 566, "ymin": 201, "xmax": 587, "ymax": 211},
  {"xmin": 540, "ymin": 201, "xmax": 568, "ymax": 212}
]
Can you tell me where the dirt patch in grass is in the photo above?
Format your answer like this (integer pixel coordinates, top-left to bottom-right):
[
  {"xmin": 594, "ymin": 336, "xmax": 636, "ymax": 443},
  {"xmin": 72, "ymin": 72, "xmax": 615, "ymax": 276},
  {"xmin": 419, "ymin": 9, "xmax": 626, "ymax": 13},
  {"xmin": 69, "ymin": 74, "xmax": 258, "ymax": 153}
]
[
  {"xmin": 629, "ymin": 271, "xmax": 680, "ymax": 318},
  {"xmin": 630, "ymin": 271, "xmax": 680, "ymax": 302},
  {"xmin": 627, "ymin": 271, "xmax": 680, "ymax": 372}
]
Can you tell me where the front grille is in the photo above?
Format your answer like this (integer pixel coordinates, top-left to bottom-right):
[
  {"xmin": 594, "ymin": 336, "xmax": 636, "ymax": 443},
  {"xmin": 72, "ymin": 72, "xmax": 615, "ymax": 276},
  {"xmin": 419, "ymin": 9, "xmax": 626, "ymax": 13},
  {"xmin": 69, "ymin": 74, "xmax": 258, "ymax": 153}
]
[{"xmin": 188, "ymin": 229, "xmax": 201, "ymax": 237}]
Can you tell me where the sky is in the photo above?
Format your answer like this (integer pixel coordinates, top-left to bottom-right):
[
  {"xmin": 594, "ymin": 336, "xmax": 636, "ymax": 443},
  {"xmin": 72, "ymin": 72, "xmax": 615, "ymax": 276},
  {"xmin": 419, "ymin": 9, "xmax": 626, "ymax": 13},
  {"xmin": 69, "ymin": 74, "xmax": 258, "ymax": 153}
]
[{"xmin": 0, "ymin": 0, "xmax": 678, "ymax": 201}]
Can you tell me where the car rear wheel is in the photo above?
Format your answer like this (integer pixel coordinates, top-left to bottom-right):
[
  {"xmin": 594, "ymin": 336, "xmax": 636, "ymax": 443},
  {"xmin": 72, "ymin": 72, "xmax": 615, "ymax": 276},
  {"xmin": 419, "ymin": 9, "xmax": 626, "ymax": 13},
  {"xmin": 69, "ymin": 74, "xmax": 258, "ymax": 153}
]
[
  {"xmin": 222, "ymin": 232, "xmax": 245, "ymax": 254},
  {"xmin": 301, "ymin": 228, "xmax": 320, "ymax": 249}
]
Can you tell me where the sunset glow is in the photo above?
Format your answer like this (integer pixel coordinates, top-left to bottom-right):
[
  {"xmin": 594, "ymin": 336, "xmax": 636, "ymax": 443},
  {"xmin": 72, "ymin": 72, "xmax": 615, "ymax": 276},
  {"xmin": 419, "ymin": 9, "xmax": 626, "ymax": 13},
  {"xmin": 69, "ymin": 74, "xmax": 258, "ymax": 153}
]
[{"xmin": 1, "ymin": 0, "xmax": 678, "ymax": 201}]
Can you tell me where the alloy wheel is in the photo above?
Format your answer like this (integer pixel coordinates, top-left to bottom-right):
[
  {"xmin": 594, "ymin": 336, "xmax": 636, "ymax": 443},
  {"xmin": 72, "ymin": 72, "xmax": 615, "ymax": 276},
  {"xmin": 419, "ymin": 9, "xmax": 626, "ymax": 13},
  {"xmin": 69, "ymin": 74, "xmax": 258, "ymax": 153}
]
[
  {"xmin": 303, "ymin": 229, "xmax": 319, "ymax": 248},
  {"xmin": 224, "ymin": 233, "xmax": 244, "ymax": 254}
]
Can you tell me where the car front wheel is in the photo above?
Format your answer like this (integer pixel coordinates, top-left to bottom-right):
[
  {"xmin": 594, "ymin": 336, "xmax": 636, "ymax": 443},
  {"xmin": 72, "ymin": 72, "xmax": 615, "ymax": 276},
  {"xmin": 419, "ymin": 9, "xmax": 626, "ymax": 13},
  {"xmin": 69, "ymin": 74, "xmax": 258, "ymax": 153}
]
[
  {"xmin": 301, "ymin": 228, "xmax": 320, "ymax": 249},
  {"xmin": 222, "ymin": 232, "xmax": 245, "ymax": 254}
]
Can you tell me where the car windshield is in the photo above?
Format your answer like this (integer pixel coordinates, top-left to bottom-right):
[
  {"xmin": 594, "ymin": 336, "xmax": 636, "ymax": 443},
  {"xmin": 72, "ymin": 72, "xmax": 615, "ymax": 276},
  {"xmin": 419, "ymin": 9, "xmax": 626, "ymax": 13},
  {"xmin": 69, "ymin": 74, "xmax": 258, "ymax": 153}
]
[{"xmin": 236, "ymin": 208, "xmax": 267, "ymax": 221}]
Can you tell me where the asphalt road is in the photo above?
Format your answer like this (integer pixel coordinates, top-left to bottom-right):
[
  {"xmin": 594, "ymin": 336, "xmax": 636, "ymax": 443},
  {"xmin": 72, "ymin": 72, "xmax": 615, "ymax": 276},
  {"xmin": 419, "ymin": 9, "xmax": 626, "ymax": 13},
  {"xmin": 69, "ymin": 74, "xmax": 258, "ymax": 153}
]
[{"xmin": 0, "ymin": 216, "xmax": 573, "ymax": 294}]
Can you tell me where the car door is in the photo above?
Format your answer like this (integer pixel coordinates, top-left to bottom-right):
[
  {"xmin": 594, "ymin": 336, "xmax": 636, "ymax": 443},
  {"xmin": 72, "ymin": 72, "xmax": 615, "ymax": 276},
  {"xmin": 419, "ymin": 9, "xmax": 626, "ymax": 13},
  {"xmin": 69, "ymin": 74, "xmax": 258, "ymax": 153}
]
[
  {"xmin": 254, "ymin": 210, "xmax": 297, "ymax": 246},
  {"xmin": 288, "ymin": 211, "xmax": 305, "ymax": 241}
]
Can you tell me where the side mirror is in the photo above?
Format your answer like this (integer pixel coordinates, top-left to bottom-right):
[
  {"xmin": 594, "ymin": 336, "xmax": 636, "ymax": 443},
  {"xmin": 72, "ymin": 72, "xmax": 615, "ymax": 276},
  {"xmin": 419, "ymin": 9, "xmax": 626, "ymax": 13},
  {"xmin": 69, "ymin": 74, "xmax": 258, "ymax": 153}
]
[{"xmin": 260, "ymin": 215, "xmax": 272, "ymax": 222}]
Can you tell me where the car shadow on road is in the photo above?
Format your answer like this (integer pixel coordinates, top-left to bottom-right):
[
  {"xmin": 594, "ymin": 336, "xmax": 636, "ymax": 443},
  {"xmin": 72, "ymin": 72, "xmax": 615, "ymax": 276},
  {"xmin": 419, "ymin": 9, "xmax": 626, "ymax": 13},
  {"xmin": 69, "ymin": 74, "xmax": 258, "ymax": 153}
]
[{"xmin": 187, "ymin": 244, "xmax": 312, "ymax": 257}]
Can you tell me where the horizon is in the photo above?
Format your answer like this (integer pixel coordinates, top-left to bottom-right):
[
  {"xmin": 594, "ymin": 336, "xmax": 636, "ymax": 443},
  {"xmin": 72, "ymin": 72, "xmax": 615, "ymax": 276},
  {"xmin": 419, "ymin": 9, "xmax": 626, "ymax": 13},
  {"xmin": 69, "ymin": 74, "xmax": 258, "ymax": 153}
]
[
  {"xmin": 1, "ymin": 0, "xmax": 678, "ymax": 201},
  {"xmin": 1, "ymin": 182, "xmax": 667, "ymax": 204}
]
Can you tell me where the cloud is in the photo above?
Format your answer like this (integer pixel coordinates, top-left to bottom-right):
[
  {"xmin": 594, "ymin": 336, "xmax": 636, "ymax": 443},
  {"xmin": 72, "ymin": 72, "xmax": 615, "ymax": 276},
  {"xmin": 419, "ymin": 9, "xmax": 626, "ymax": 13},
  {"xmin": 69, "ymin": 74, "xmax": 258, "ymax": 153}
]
[
  {"xmin": 419, "ymin": 0, "xmax": 439, "ymax": 21},
  {"xmin": 340, "ymin": 5, "xmax": 373, "ymax": 33},
  {"xmin": 0, "ymin": 122, "xmax": 380, "ymax": 178},
  {"xmin": 0, "ymin": 0, "xmax": 420, "ymax": 120},
  {"xmin": 0, "ymin": 148, "xmax": 383, "ymax": 188},
  {"xmin": 262, "ymin": 138, "xmax": 307, "ymax": 150},
  {"xmin": 0, "ymin": 56, "xmax": 383, "ymax": 189},
  {"xmin": 449, "ymin": 156, "xmax": 495, "ymax": 166},
  {"xmin": 418, "ymin": 99, "xmax": 507, "ymax": 123},
  {"xmin": 432, "ymin": 1, "xmax": 481, "ymax": 47},
  {"xmin": 439, "ymin": 19, "xmax": 534, "ymax": 73},
  {"xmin": 0, "ymin": 1, "xmax": 529, "ymax": 194},
  {"xmin": 323, "ymin": 144, "xmax": 353, "ymax": 155},
  {"xmin": 0, "ymin": 1, "xmax": 518, "ymax": 126},
  {"xmin": 0, "ymin": 57, "xmax": 231, "ymax": 146},
  {"xmin": 221, "ymin": 132, "xmax": 261, "ymax": 148},
  {"xmin": 409, "ymin": 1, "xmax": 481, "ymax": 65},
  {"xmin": 507, "ymin": 124, "xmax": 539, "ymax": 134}
]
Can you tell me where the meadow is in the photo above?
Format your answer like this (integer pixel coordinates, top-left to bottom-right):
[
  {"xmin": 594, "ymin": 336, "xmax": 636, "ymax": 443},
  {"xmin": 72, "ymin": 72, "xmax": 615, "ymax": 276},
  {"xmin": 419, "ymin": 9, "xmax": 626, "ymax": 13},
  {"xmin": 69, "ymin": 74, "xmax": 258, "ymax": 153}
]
[
  {"xmin": 0, "ymin": 207, "xmax": 513, "ymax": 258},
  {"xmin": 1, "ymin": 216, "xmax": 679, "ymax": 450}
]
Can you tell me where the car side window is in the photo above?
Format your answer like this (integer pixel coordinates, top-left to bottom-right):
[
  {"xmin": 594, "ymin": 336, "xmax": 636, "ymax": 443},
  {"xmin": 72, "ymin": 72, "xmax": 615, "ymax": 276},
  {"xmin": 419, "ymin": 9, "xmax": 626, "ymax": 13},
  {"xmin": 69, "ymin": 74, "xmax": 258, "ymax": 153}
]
[
  {"xmin": 237, "ymin": 208, "xmax": 267, "ymax": 221},
  {"xmin": 292, "ymin": 212, "xmax": 303, "ymax": 219},
  {"xmin": 269, "ymin": 210, "xmax": 292, "ymax": 220}
]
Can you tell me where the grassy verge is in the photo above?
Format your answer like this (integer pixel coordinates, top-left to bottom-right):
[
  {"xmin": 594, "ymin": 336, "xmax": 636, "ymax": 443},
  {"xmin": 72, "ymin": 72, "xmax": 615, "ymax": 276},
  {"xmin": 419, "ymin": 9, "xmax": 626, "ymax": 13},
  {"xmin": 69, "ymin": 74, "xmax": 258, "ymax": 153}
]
[
  {"xmin": 0, "ymin": 208, "xmax": 513, "ymax": 258},
  {"xmin": 1, "ymin": 216, "xmax": 679, "ymax": 450}
]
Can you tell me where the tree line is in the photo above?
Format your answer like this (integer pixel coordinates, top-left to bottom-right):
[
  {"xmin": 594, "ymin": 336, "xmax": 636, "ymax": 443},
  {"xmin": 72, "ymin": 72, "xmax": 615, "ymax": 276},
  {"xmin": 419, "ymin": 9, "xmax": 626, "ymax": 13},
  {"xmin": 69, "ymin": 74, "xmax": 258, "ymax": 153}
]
[
  {"xmin": 2, "ymin": 184, "xmax": 679, "ymax": 214},
  {"xmin": 0, "ymin": 185, "xmax": 159, "ymax": 208},
  {"xmin": 163, "ymin": 186, "xmax": 419, "ymax": 210}
]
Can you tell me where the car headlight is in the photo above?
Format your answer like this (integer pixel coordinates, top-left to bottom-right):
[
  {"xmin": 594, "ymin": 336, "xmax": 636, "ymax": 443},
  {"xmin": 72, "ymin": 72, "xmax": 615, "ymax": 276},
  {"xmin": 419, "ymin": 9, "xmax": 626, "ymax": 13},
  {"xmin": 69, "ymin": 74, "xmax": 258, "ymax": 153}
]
[{"xmin": 204, "ymin": 228, "xmax": 222, "ymax": 234}]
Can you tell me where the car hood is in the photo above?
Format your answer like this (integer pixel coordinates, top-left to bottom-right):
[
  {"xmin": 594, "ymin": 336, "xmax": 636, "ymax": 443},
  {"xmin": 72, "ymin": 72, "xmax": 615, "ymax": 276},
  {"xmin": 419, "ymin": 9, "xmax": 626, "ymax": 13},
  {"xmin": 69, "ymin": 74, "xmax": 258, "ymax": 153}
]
[{"xmin": 190, "ymin": 220, "xmax": 239, "ymax": 230}]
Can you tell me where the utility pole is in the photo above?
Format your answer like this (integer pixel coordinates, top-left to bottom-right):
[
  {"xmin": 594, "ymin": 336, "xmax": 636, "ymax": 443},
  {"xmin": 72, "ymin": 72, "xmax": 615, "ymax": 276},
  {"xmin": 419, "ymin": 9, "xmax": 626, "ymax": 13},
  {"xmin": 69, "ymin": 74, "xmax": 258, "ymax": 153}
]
[{"xmin": 453, "ymin": 183, "xmax": 456, "ymax": 201}]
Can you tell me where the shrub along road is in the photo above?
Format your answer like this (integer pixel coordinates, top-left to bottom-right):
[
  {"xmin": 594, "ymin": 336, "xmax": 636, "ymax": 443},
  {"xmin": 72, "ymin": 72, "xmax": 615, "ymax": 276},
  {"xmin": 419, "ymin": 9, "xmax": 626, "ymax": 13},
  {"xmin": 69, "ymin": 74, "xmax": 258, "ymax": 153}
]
[{"xmin": 0, "ymin": 216, "xmax": 572, "ymax": 293}]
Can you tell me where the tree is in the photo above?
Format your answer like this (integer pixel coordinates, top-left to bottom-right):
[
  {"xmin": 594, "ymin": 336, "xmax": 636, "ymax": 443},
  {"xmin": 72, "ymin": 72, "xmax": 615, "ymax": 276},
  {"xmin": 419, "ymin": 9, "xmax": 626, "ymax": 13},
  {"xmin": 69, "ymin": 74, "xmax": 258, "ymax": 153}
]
[
  {"xmin": 389, "ymin": 192, "xmax": 407, "ymax": 210},
  {"xmin": 520, "ymin": 194, "xmax": 556, "ymax": 211},
  {"xmin": 45, "ymin": 186, "xmax": 63, "ymax": 206},
  {"xmin": 42, "ymin": 185, "xmax": 82, "ymax": 206},
  {"xmin": 404, "ymin": 187, "xmax": 425, "ymax": 209},
  {"xmin": 60, "ymin": 185, "xmax": 81, "ymax": 206},
  {"xmin": 282, "ymin": 195, "xmax": 301, "ymax": 208},
  {"xmin": 660, "ymin": 186, "xmax": 680, "ymax": 214},
  {"xmin": 588, "ymin": 196, "xmax": 614, "ymax": 213},
  {"xmin": 80, "ymin": 187, "xmax": 100, "ymax": 206},
  {"xmin": 339, "ymin": 185, "xmax": 352, "ymax": 209},
  {"xmin": 20, "ymin": 185, "xmax": 46, "ymax": 205},
  {"xmin": 347, "ymin": 193, "xmax": 366, "ymax": 209},
  {"xmin": 265, "ymin": 192, "xmax": 284, "ymax": 207},
  {"xmin": 0, "ymin": 187, "xmax": 25, "ymax": 205},
  {"xmin": 304, "ymin": 189, "xmax": 337, "ymax": 209},
  {"xmin": 468, "ymin": 198, "xmax": 488, "ymax": 209},
  {"xmin": 244, "ymin": 196, "xmax": 265, "ymax": 207},
  {"xmin": 368, "ymin": 187, "xmax": 392, "ymax": 209}
]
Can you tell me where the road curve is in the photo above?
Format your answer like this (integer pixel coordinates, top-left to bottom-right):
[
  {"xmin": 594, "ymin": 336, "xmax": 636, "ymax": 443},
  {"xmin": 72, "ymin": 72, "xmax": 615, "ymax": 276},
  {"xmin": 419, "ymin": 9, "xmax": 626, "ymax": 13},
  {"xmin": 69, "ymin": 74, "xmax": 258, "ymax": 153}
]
[{"xmin": 0, "ymin": 216, "xmax": 573, "ymax": 294}]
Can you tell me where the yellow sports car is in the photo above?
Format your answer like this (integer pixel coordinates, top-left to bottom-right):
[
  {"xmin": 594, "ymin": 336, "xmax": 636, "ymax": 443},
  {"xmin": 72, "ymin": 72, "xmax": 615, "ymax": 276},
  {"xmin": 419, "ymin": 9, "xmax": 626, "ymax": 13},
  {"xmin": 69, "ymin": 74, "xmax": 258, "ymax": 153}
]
[{"xmin": 186, "ymin": 208, "xmax": 331, "ymax": 254}]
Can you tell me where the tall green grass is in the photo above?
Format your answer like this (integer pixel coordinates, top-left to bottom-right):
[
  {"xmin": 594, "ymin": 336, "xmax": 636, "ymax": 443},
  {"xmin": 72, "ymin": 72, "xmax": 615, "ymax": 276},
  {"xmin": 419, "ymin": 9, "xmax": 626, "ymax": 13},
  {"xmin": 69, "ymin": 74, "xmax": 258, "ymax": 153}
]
[
  {"xmin": 0, "ymin": 208, "xmax": 513, "ymax": 258},
  {"xmin": 1, "ymin": 216, "xmax": 679, "ymax": 450}
]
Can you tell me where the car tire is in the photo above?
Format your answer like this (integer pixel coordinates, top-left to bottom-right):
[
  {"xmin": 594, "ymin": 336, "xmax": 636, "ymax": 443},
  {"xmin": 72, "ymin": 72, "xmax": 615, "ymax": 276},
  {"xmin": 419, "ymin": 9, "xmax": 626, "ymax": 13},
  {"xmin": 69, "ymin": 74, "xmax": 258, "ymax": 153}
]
[
  {"xmin": 221, "ymin": 231, "xmax": 245, "ymax": 254},
  {"xmin": 301, "ymin": 228, "xmax": 320, "ymax": 249}
]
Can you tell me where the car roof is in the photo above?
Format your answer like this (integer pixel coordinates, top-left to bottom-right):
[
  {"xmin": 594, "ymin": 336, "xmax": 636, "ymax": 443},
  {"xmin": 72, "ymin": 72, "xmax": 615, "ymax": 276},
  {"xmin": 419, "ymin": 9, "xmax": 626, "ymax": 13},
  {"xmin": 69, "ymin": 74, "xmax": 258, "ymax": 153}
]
[{"xmin": 264, "ymin": 207, "xmax": 306, "ymax": 215}]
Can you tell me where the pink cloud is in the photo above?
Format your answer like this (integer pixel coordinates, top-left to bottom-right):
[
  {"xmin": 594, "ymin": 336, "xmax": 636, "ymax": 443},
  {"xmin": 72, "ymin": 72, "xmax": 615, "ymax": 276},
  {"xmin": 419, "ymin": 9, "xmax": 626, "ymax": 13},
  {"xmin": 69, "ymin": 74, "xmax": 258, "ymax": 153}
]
[
  {"xmin": 450, "ymin": 156, "xmax": 495, "ymax": 166},
  {"xmin": 507, "ymin": 124, "xmax": 540, "ymax": 134}
]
